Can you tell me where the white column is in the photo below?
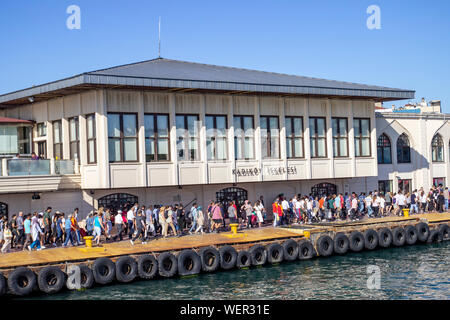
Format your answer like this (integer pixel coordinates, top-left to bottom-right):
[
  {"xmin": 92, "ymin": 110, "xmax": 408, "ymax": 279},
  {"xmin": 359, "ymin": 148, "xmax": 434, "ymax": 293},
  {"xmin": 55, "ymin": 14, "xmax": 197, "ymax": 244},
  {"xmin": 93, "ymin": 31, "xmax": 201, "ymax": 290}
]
[
  {"xmin": 96, "ymin": 89, "xmax": 110, "ymax": 188},
  {"xmin": 326, "ymin": 99, "xmax": 334, "ymax": 177},
  {"xmin": 370, "ymin": 103, "xmax": 378, "ymax": 177},
  {"xmin": 46, "ymin": 119, "xmax": 54, "ymax": 160},
  {"xmin": 138, "ymin": 91, "xmax": 147, "ymax": 187},
  {"xmin": 168, "ymin": 93, "xmax": 178, "ymax": 185},
  {"xmin": 2, "ymin": 159, "xmax": 7, "ymax": 176},
  {"xmin": 304, "ymin": 98, "xmax": 311, "ymax": 180},
  {"xmin": 62, "ymin": 117, "xmax": 70, "ymax": 160},
  {"xmin": 279, "ymin": 97, "xmax": 287, "ymax": 180},
  {"xmin": 227, "ymin": 96, "xmax": 236, "ymax": 183},
  {"xmin": 200, "ymin": 95, "xmax": 207, "ymax": 184},
  {"xmin": 79, "ymin": 114, "xmax": 87, "ymax": 166},
  {"xmin": 254, "ymin": 96, "xmax": 262, "ymax": 181},
  {"xmin": 348, "ymin": 101, "xmax": 356, "ymax": 177}
]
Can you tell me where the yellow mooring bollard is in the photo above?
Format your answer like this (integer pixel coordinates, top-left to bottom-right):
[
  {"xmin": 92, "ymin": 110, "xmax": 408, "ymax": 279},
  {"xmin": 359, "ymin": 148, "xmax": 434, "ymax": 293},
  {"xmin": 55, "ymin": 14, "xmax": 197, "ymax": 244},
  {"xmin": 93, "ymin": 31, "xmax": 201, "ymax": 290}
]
[
  {"xmin": 402, "ymin": 208, "xmax": 410, "ymax": 218},
  {"xmin": 83, "ymin": 236, "xmax": 93, "ymax": 248},
  {"xmin": 229, "ymin": 223, "xmax": 239, "ymax": 235}
]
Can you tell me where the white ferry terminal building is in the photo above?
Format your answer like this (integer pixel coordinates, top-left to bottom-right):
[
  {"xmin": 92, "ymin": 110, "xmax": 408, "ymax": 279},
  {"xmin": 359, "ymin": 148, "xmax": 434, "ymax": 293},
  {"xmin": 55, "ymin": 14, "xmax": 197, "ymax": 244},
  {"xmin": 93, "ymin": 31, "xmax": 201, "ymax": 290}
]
[{"xmin": 0, "ymin": 58, "xmax": 445, "ymax": 218}]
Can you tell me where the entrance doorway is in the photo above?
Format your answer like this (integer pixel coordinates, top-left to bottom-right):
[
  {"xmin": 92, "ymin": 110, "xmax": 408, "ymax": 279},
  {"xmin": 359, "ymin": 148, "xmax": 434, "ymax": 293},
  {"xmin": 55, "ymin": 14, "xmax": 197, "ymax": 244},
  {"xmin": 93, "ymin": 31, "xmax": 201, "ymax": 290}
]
[
  {"xmin": 311, "ymin": 183, "xmax": 337, "ymax": 197},
  {"xmin": 98, "ymin": 193, "xmax": 138, "ymax": 212},
  {"xmin": 216, "ymin": 187, "xmax": 248, "ymax": 212}
]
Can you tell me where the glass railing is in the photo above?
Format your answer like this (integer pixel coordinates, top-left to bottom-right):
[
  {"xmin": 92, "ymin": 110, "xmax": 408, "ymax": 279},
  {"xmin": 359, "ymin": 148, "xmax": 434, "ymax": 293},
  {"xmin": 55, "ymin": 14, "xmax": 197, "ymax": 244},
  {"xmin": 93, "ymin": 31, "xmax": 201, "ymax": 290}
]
[
  {"xmin": 8, "ymin": 159, "xmax": 51, "ymax": 176},
  {"xmin": 55, "ymin": 160, "xmax": 75, "ymax": 175}
]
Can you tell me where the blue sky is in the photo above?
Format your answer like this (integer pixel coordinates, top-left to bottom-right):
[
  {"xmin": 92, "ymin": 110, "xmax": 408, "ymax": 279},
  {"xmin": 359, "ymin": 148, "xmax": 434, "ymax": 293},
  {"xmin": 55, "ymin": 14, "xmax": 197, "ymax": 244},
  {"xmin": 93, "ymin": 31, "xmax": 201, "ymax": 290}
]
[{"xmin": 1, "ymin": 0, "xmax": 449, "ymax": 110}]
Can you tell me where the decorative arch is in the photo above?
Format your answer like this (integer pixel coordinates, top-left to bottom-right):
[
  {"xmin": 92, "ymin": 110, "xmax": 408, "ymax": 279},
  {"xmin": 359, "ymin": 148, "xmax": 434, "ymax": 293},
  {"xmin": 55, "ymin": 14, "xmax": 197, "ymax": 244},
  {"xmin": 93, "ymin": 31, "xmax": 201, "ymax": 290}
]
[
  {"xmin": 311, "ymin": 183, "xmax": 337, "ymax": 197},
  {"xmin": 431, "ymin": 134, "xmax": 444, "ymax": 162},
  {"xmin": 377, "ymin": 133, "xmax": 392, "ymax": 164},
  {"xmin": 0, "ymin": 202, "xmax": 7, "ymax": 217},
  {"xmin": 98, "ymin": 193, "xmax": 138, "ymax": 212},
  {"xmin": 397, "ymin": 133, "xmax": 411, "ymax": 163},
  {"xmin": 216, "ymin": 187, "xmax": 248, "ymax": 210}
]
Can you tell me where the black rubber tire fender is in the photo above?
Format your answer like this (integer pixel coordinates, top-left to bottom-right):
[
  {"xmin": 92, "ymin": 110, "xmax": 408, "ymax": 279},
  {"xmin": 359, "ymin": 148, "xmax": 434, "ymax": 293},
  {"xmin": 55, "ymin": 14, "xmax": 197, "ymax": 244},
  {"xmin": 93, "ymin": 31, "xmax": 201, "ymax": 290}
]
[
  {"xmin": 405, "ymin": 225, "xmax": 418, "ymax": 245},
  {"xmin": 438, "ymin": 224, "xmax": 450, "ymax": 240},
  {"xmin": 281, "ymin": 239, "xmax": 298, "ymax": 261},
  {"xmin": 177, "ymin": 249, "xmax": 201, "ymax": 276},
  {"xmin": 219, "ymin": 246, "xmax": 237, "ymax": 270},
  {"xmin": 392, "ymin": 227, "xmax": 406, "ymax": 246},
  {"xmin": 416, "ymin": 222, "xmax": 430, "ymax": 242},
  {"xmin": 427, "ymin": 229, "xmax": 443, "ymax": 243},
  {"xmin": 333, "ymin": 233, "xmax": 349, "ymax": 255},
  {"xmin": 349, "ymin": 231, "xmax": 365, "ymax": 252},
  {"xmin": 364, "ymin": 229, "xmax": 379, "ymax": 250},
  {"xmin": 298, "ymin": 240, "xmax": 315, "ymax": 260},
  {"xmin": 157, "ymin": 252, "xmax": 178, "ymax": 277},
  {"xmin": 378, "ymin": 228, "xmax": 393, "ymax": 248},
  {"xmin": 249, "ymin": 244, "xmax": 268, "ymax": 266},
  {"xmin": 37, "ymin": 266, "xmax": 66, "ymax": 294},
  {"xmin": 7, "ymin": 267, "xmax": 37, "ymax": 296},
  {"xmin": 199, "ymin": 246, "xmax": 220, "ymax": 272},
  {"xmin": 92, "ymin": 257, "xmax": 116, "ymax": 285},
  {"xmin": 137, "ymin": 255, "xmax": 158, "ymax": 280},
  {"xmin": 266, "ymin": 243, "xmax": 284, "ymax": 264},
  {"xmin": 0, "ymin": 273, "xmax": 6, "ymax": 296},
  {"xmin": 79, "ymin": 265, "xmax": 94, "ymax": 289},
  {"xmin": 236, "ymin": 250, "xmax": 252, "ymax": 268},
  {"xmin": 115, "ymin": 256, "xmax": 137, "ymax": 283},
  {"xmin": 316, "ymin": 235, "xmax": 334, "ymax": 257}
]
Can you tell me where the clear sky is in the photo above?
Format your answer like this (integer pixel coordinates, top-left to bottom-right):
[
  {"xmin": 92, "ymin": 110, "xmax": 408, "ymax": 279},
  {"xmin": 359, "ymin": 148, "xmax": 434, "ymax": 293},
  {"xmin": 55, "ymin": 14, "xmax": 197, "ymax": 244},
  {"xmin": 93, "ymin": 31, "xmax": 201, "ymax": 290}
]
[{"xmin": 1, "ymin": 1, "xmax": 449, "ymax": 110}]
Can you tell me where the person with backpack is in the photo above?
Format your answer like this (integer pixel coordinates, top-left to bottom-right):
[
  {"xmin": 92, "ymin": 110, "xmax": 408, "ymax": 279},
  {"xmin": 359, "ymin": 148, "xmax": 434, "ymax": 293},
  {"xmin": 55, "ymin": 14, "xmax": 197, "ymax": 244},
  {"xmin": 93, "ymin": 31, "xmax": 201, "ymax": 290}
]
[
  {"xmin": 85, "ymin": 212, "xmax": 94, "ymax": 236},
  {"xmin": 188, "ymin": 204, "xmax": 198, "ymax": 235},
  {"xmin": 130, "ymin": 210, "xmax": 147, "ymax": 245}
]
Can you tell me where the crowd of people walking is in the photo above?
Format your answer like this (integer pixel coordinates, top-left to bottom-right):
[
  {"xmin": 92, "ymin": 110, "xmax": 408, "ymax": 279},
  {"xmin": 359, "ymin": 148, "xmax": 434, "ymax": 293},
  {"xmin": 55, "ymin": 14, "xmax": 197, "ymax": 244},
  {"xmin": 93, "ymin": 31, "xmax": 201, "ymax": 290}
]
[{"xmin": 0, "ymin": 185, "xmax": 448, "ymax": 253}]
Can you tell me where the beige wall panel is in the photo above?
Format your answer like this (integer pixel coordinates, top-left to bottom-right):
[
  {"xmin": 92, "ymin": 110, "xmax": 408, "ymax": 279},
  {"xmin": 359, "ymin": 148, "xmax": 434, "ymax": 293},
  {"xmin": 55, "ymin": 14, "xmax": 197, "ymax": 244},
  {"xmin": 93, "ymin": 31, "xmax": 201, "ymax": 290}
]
[
  {"xmin": 5, "ymin": 106, "xmax": 19, "ymax": 119},
  {"xmin": 235, "ymin": 160, "xmax": 260, "ymax": 183},
  {"xmin": 179, "ymin": 165, "xmax": 203, "ymax": 185},
  {"xmin": 260, "ymin": 97, "xmax": 280, "ymax": 115},
  {"xmin": 285, "ymin": 98, "xmax": 305, "ymax": 116},
  {"xmin": 208, "ymin": 163, "xmax": 233, "ymax": 184},
  {"xmin": 32, "ymin": 102, "xmax": 48, "ymax": 122},
  {"xmin": 81, "ymin": 91, "xmax": 97, "ymax": 114},
  {"xmin": 81, "ymin": 166, "xmax": 100, "ymax": 189},
  {"xmin": 308, "ymin": 99, "xmax": 327, "ymax": 117},
  {"xmin": 48, "ymin": 98, "xmax": 63, "ymax": 121},
  {"xmin": 147, "ymin": 165, "xmax": 174, "ymax": 186},
  {"xmin": 353, "ymin": 101, "xmax": 373, "ymax": 117},
  {"xmin": 106, "ymin": 90, "xmax": 140, "ymax": 113},
  {"xmin": 143, "ymin": 92, "xmax": 169, "ymax": 113},
  {"xmin": 63, "ymin": 94, "xmax": 81, "ymax": 118},
  {"xmin": 110, "ymin": 165, "xmax": 142, "ymax": 188},
  {"xmin": 286, "ymin": 160, "xmax": 308, "ymax": 180},
  {"xmin": 334, "ymin": 160, "xmax": 352, "ymax": 178},
  {"xmin": 355, "ymin": 159, "xmax": 374, "ymax": 176},
  {"xmin": 331, "ymin": 100, "xmax": 349, "ymax": 117},
  {"xmin": 432, "ymin": 163, "xmax": 446, "ymax": 178},
  {"xmin": 18, "ymin": 105, "xmax": 33, "ymax": 120},
  {"xmin": 175, "ymin": 94, "xmax": 201, "ymax": 114},
  {"xmin": 233, "ymin": 96, "xmax": 254, "ymax": 115},
  {"xmin": 311, "ymin": 160, "xmax": 331, "ymax": 179},
  {"xmin": 205, "ymin": 95, "xmax": 228, "ymax": 114}
]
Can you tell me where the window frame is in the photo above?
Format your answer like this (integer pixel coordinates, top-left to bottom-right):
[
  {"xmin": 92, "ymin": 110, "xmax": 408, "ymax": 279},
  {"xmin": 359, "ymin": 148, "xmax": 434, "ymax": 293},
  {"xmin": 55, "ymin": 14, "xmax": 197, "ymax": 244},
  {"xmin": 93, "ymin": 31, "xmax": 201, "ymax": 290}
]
[
  {"xmin": 69, "ymin": 116, "xmax": 80, "ymax": 162},
  {"xmin": 176, "ymin": 114, "xmax": 200, "ymax": 162},
  {"xmin": 332, "ymin": 117, "xmax": 348, "ymax": 158},
  {"xmin": 260, "ymin": 115, "xmax": 280, "ymax": 159},
  {"xmin": 354, "ymin": 118, "xmax": 372, "ymax": 158},
  {"xmin": 233, "ymin": 115, "xmax": 255, "ymax": 160},
  {"xmin": 431, "ymin": 134, "xmax": 444, "ymax": 163},
  {"xmin": 144, "ymin": 113, "xmax": 171, "ymax": 162},
  {"xmin": 285, "ymin": 116, "xmax": 304, "ymax": 159},
  {"xmin": 377, "ymin": 133, "xmax": 392, "ymax": 164},
  {"xmin": 378, "ymin": 180, "xmax": 393, "ymax": 194},
  {"xmin": 309, "ymin": 117, "xmax": 327, "ymax": 158},
  {"xmin": 107, "ymin": 112, "xmax": 139, "ymax": 163},
  {"xmin": 86, "ymin": 114, "xmax": 97, "ymax": 164},
  {"xmin": 205, "ymin": 114, "xmax": 228, "ymax": 161},
  {"xmin": 36, "ymin": 122, "xmax": 47, "ymax": 137},
  {"xmin": 396, "ymin": 133, "xmax": 411, "ymax": 164},
  {"xmin": 52, "ymin": 120, "xmax": 63, "ymax": 160}
]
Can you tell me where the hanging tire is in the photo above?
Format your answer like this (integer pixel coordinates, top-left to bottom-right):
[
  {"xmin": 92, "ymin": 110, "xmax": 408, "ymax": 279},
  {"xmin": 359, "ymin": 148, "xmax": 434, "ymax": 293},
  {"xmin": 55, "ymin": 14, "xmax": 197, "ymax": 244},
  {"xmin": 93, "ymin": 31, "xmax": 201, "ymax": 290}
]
[
  {"xmin": 177, "ymin": 249, "xmax": 201, "ymax": 276},
  {"xmin": 199, "ymin": 246, "xmax": 220, "ymax": 272},
  {"xmin": 282, "ymin": 239, "xmax": 298, "ymax": 261},
  {"xmin": 333, "ymin": 233, "xmax": 349, "ymax": 255},
  {"xmin": 219, "ymin": 246, "xmax": 237, "ymax": 270},
  {"xmin": 364, "ymin": 229, "xmax": 379, "ymax": 250},
  {"xmin": 0, "ymin": 273, "xmax": 6, "ymax": 296},
  {"xmin": 427, "ymin": 229, "xmax": 443, "ymax": 243},
  {"xmin": 378, "ymin": 228, "xmax": 393, "ymax": 248},
  {"xmin": 7, "ymin": 267, "xmax": 36, "ymax": 296},
  {"xmin": 137, "ymin": 255, "xmax": 158, "ymax": 280},
  {"xmin": 416, "ymin": 222, "xmax": 430, "ymax": 242},
  {"xmin": 236, "ymin": 251, "xmax": 252, "ymax": 268},
  {"xmin": 115, "ymin": 256, "xmax": 137, "ymax": 283},
  {"xmin": 392, "ymin": 227, "xmax": 406, "ymax": 246},
  {"xmin": 79, "ymin": 265, "xmax": 94, "ymax": 289},
  {"xmin": 316, "ymin": 235, "xmax": 333, "ymax": 257},
  {"xmin": 249, "ymin": 244, "xmax": 267, "ymax": 266},
  {"xmin": 157, "ymin": 252, "xmax": 178, "ymax": 277},
  {"xmin": 37, "ymin": 266, "xmax": 66, "ymax": 294},
  {"xmin": 438, "ymin": 224, "xmax": 450, "ymax": 240},
  {"xmin": 405, "ymin": 225, "xmax": 418, "ymax": 245},
  {"xmin": 266, "ymin": 243, "xmax": 284, "ymax": 264},
  {"xmin": 92, "ymin": 258, "xmax": 116, "ymax": 285},
  {"xmin": 349, "ymin": 231, "xmax": 365, "ymax": 252},
  {"xmin": 298, "ymin": 240, "xmax": 315, "ymax": 260}
]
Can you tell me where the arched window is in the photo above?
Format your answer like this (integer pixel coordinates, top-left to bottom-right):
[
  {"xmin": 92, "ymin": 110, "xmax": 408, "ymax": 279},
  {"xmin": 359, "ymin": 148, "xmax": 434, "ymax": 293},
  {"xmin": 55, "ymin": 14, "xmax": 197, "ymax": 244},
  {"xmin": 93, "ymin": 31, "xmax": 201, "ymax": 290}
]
[
  {"xmin": 98, "ymin": 193, "xmax": 138, "ymax": 212},
  {"xmin": 431, "ymin": 134, "xmax": 444, "ymax": 162},
  {"xmin": 216, "ymin": 187, "xmax": 248, "ymax": 210},
  {"xmin": 0, "ymin": 202, "xmax": 8, "ymax": 217},
  {"xmin": 377, "ymin": 134, "xmax": 391, "ymax": 164},
  {"xmin": 311, "ymin": 183, "xmax": 337, "ymax": 197},
  {"xmin": 397, "ymin": 133, "xmax": 411, "ymax": 163}
]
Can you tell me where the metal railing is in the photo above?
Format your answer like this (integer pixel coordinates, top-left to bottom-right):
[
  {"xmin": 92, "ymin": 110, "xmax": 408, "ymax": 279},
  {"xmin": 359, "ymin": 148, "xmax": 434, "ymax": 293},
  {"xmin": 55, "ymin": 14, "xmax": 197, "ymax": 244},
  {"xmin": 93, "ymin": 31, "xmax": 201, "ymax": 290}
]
[{"xmin": 0, "ymin": 158, "xmax": 78, "ymax": 177}]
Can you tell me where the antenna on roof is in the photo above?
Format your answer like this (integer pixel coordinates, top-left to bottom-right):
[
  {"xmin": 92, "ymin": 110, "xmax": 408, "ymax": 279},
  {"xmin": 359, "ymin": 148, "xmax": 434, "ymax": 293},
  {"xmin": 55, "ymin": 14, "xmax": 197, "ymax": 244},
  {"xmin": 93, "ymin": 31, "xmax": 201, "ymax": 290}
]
[{"xmin": 158, "ymin": 16, "xmax": 161, "ymax": 58}]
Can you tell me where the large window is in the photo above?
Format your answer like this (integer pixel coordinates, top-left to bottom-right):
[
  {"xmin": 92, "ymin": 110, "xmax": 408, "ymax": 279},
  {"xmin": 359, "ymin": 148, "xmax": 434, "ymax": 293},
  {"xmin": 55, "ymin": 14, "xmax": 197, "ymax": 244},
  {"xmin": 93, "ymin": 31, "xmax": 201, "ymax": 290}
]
[
  {"xmin": 354, "ymin": 118, "xmax": 371, "ymax": 157},
  {"xmin": 378, "ymin": 180, "xmax": 393, "ymax": 194},
  {"xmin": 0, "ymin": 126, "xmax": 31, "ymax": 156},
  {"xmin": 234, "ymin": 116, "xmax": 254, "ymax": 160},
  {"xmin": 69, "ymin": 117, "xmax": 79, "ymax": 161},
  {"xmin": 397, "ymin": 133, "xmax": 411, "ymax": 164},
  {"xmin": 176, "ymin": 115, "xmax": 200, "ymax": 161},
  {"xmin": 37, "ymin": 123, "xmax": 47, "ymax": 137},
  {"xmin": 398, "ymin": 179, "xmax": 411, "ymax": 194},
  {"xmin": 260, "ymin": 116, "xmax": 279, "ymax": 159},
  {"xmin": 206, "ymin": 115, "xmax": 227, "ymax": 160},
  {"xmin": 285, "ymin": 117, "xmax": 304, "ymax": 158},
  {"xmin": 145, "ymin": 114, "xmax": 169, "ymax": 162},
  {"xmin": 86, "ymin": 114, "xmax": 96, "ymax": 164},
  {"xmin": 377, "ymin": 134, "xmax": 391, "ymax": 164},
  {"xmin": 433, "ymin": 177, "xmax": 445, "ymax": 188},
  {"xmin": 53, "ymin": 120, "xmax": 63, "ymax": 160},
  {"xmin": 431, "ymin": 134, "xmax": 444, "ymax": 162},
  {"xmin": 332, "ymin": 118, "xmax": 348, "ymax": 157},
  {"xmin": 309, "ymin": 117, "xmax": 326, "ymax": 158},
  {"xmin": 108, "ymin": 113, "xmax": 138, "ymax": 162}
]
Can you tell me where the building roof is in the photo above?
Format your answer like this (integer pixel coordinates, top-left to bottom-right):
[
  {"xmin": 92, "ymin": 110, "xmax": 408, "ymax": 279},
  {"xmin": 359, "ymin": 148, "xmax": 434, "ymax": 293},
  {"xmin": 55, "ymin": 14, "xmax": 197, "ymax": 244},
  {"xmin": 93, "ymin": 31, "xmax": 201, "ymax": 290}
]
[
  {"xmin": 0, "ymin": 117, "xmax": 33, "ymax": 124},
  {"xmin": 0, "ymin": 58, "xmax": 415, "ymax": 106}
]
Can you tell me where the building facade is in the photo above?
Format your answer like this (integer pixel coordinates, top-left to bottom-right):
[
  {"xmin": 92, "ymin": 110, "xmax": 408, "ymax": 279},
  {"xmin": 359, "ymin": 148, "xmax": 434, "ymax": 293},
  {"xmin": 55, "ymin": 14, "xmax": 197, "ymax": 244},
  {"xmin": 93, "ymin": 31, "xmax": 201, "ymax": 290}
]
[{"xmin": 0, "ymin": 58, "xmax": 415, "ymax": 218}]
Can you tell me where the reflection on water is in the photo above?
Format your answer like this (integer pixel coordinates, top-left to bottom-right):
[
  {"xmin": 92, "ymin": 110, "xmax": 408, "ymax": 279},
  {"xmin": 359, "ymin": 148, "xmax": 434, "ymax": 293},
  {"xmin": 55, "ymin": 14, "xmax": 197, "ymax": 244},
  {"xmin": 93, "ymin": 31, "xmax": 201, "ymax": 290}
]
[{"xmin": 24, "ymin": 241, "xmax": 450, "ymax": 300}]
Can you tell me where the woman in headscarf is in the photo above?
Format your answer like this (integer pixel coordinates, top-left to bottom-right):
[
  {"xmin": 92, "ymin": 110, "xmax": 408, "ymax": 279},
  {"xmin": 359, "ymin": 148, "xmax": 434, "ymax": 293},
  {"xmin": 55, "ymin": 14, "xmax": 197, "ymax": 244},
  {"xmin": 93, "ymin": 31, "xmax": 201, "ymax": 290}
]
[
  {"xmin": 29, "ymin": 213, "xmax": 44, "ymax": 251},
  {"xmin": 195, "ymin": 206, "xmax": 205, "ymax": 234}
]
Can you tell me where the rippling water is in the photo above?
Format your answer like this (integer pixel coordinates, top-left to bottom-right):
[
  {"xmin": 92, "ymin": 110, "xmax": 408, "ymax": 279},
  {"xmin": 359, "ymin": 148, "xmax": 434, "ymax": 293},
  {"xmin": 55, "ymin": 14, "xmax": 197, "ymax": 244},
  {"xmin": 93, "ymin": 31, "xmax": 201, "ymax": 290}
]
[{"xmin": 23, "ymin": 241, "xmax": 450, "ymax": 300}]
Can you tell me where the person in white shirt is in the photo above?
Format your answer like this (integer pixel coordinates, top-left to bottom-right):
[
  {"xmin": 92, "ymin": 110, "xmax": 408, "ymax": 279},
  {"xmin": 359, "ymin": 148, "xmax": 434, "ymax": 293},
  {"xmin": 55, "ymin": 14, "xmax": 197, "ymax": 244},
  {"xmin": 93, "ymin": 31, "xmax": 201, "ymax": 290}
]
[
  {"xmin": 365, "ymin": 193, "xmax": 373, "ymax": 217},
  {"xmin": 114, "ymin": 211, "xmax": 125, "ymax": 241},
  {"xmin": 127, "ymin": 207, "xmax": 135, "ymax": 238},
  {"xmin": 254, "ymin": 200, "xmax": 264, "ymax": 228}
]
